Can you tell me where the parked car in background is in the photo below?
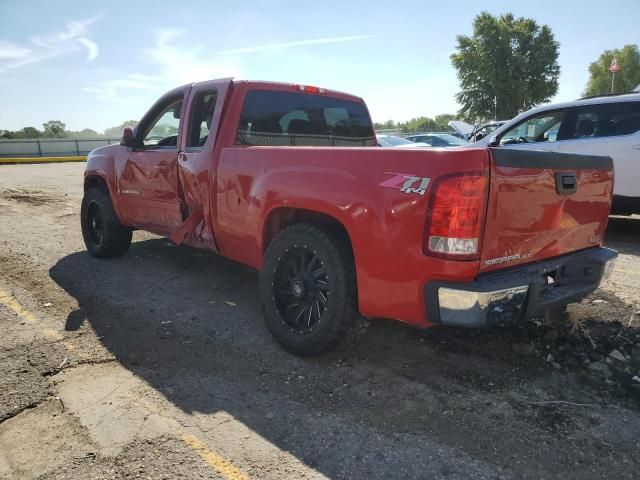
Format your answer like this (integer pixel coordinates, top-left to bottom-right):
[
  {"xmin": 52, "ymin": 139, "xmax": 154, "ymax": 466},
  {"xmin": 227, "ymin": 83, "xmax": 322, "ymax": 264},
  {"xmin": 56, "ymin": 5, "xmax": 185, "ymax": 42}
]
[
  {"xmin": 376, "ymin": 134, "xmax": 429, "ymax": 148},
  {"xmin": 472, "ymin": 92, "xmax": 640, "ymax": 215},
  {"xmin": 449, "ymin": 120, "xmax": 509, "ymax": 142},
  {"xmin": 405, "ymin": 132, "xmax": 469, "ymax": 147}
]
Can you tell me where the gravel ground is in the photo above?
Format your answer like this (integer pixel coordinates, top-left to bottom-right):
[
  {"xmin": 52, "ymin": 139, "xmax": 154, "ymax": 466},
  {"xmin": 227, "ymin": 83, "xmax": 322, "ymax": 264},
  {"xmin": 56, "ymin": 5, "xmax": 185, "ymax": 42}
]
[{"xmin": 1, "ymin": 162, "xmax": 639, "ymax": 480}]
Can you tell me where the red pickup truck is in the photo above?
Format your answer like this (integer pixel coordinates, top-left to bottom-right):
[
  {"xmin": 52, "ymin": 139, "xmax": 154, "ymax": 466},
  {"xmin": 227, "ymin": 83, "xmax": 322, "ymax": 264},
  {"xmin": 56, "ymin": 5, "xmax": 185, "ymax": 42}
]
[{"xmin": 82, "ymin": 79, "xmax": 617, "ymax": 355}]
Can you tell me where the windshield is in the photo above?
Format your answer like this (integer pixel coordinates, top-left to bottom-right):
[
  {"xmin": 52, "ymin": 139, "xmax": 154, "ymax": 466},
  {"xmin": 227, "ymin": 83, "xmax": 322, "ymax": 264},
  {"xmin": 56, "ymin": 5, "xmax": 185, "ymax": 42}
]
[{"xmin": 377, "ymin": 135, "xmax": 413, "ymax": 146}]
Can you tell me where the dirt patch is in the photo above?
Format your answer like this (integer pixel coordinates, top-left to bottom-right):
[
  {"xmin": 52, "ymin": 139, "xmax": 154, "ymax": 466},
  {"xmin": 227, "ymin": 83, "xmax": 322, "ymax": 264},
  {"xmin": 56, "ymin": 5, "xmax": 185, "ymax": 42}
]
[
  {"xmin": 0, "ymin": 400, "xmax": 96, "ymax": 480},
  {"xmin": 1, "ymin": 189, "xmax": 61, "ymax": 207},
  {"xmin": 2, "ymin": 164, "xmax": 640, "ymax": 479},
  {"xmin": 0, "ymin": 340, "xmax": 68, "ymax": 422}
]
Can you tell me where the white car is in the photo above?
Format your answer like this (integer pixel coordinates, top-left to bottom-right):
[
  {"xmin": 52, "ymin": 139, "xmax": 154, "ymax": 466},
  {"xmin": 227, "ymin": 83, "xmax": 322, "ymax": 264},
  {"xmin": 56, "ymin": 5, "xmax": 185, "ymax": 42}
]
[
  {"xmin": 474, "ymin": 92, "xmax": 640, "ymax": 215},
  {"xmin": 376, "ymin": 135, "xmax": 430, "ymax": 148}
]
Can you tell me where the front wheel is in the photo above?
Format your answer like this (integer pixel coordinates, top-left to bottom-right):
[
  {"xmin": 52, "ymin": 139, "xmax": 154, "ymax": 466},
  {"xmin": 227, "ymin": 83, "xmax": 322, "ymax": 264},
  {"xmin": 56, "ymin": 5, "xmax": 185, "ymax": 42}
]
[
  {"xmin": 260, "ymin": 223, "xmax": 362, "ymax": 356},
  {"xmin": 81, "ymin": 188, "xmax": 132, "ymax": 258}
]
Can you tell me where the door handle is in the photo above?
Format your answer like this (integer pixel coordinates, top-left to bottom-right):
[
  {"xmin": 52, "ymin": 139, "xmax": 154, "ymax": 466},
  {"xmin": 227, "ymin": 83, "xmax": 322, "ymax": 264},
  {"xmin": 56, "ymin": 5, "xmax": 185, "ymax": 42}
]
[
  {"xmin": 178, "ymin": 152, "xmax": 187, "ymax": 162},
  {"xmin": 555, "ymin": 172, "xmax": 577, "ymax": 195},
  {"xmin": 154, "ymin": 161, "xmax": 173, "ymax": 172}
]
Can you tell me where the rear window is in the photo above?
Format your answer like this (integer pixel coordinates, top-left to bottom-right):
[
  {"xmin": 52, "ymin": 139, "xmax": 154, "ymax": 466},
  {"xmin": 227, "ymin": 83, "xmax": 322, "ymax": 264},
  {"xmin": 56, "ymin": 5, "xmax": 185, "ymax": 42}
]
[{"xmin": 235, "ymin": 89, "xmax": 375, "ymax": 147}]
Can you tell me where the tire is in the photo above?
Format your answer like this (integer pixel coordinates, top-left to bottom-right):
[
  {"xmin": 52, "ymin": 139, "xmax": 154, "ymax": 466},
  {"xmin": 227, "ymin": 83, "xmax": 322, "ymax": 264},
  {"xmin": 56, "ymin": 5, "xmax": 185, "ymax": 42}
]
[
  {"xmin": 81, "ymin": 188, "xmax": 132, "ymax": 258},
  {"xmin": 260, "ymin": 223, "xmax": 363, "ymax": 356}
]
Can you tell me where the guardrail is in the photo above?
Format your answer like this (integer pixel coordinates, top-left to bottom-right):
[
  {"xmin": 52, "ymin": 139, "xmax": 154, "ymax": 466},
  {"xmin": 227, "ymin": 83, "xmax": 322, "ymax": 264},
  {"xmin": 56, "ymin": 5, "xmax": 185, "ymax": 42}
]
[{"xmin": 0, "ymin": 138, "xmax": 120, "ymax": 158}]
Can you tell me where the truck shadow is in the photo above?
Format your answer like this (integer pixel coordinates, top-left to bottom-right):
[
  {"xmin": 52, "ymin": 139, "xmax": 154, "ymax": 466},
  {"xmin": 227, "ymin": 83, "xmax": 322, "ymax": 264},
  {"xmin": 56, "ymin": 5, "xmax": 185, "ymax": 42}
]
[
  {"xmin": 48, "ymin": 237, "xmax": 630, "ymax": 478},
  {"xmin": 605, "ymin": 215, "xmax": 640, "ymax": 256}
]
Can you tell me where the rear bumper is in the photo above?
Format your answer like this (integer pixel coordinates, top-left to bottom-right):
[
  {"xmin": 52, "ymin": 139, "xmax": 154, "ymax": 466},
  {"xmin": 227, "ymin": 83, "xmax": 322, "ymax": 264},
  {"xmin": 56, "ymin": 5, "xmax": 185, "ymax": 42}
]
[{"xmin": 424, "ymin": 247, "xmax": 617, "ymax": 327}]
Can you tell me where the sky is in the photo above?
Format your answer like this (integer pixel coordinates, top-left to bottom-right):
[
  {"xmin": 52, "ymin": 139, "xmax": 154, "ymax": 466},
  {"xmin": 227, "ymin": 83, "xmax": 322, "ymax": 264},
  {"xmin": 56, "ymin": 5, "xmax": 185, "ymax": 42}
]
[{"xmin": 0, "ymin": 0, "xmax": 639, "ymax": 133}]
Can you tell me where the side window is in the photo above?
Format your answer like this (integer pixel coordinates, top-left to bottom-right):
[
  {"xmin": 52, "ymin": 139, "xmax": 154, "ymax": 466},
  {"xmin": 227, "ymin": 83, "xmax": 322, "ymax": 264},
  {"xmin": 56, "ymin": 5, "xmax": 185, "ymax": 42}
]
[
  {"xmin": 186, "ymin": 90, "xmax": 218, "ymax": 148},
  {"xmin": 564, "ymin": 108, "xmax": 602, "ymax": 140},
  {"xmin": 609, "ymin": 102, "xmax": 640, "ymax": 136},
  {"xmin": 141, "ymin": 98, "xmax": 183, "ymax": 148},
  {"xmin": 561, "ymin": 102, "xmax": 640, "ymax": 140},
  {"xmin": 499, "ymin": 110, "xmax": 565, "ymax": 145}
]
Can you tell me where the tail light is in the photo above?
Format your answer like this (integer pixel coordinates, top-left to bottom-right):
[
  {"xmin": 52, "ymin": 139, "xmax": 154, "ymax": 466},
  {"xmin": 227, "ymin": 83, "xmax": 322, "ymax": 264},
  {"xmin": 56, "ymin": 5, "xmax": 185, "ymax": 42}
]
[{"xmin": 424, "ymin": 173, "xmax": 488, "ymax": 259}]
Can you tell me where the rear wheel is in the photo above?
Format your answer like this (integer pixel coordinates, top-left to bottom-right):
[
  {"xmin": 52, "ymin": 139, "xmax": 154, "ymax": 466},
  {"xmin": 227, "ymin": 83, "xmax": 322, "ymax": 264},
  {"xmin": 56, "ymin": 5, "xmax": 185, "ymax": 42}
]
[
  {"xmin": 81, "ymin": 188, "xmax": 132, "ymax": 258},
  {"xmin": 260, "ymin": 223, "xmax": 362, "ymax": 356}
]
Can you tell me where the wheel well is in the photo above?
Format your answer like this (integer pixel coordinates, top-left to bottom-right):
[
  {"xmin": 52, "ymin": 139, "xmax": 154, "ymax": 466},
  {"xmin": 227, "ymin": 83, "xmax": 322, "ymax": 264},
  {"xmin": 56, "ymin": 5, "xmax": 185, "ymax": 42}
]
[
  {"xmin": 263, "ymin": 208, "xmax": 354, "ymax": 257},
  {"xmin": 84, "ymin": 175, "xmax": 108, "ymax": 193}
]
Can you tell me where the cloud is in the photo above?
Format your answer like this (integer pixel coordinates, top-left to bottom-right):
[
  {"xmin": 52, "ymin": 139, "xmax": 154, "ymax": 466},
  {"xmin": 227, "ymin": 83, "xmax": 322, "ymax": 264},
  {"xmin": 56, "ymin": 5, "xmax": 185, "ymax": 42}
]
[
  {"xmin": 0, "ymin": 41, "xmax": 31, "ymax": 60},
  {"xmin": 143, "ymin": 29, "xmax": 241, "ymax": 85},
  {"xmin": 1, "ymin": 16, "xmax": 100, "ymax": 68},
  {"xmin": 83, "ymin": 73, "xmax": 165, "ymax": 100},
  {"xmin": 82, "ymin": 30, "xmax": 375, "ymax": 102},
  {"xmin": 77, "ymin": 38, "xmax": 99, "ymax": 62},
  {"xmin": 84, "ymin": 29, "xmax": 241, "ymax": 101},
  {"xmin": 216, "ymin": 35, "xmax": 376, "ymax": 55}
]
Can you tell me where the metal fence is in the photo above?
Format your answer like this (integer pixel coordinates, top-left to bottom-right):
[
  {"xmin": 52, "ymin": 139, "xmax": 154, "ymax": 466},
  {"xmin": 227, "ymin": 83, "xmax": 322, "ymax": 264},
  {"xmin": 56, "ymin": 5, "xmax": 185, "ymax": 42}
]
[
  {"xmin": 0, "ymin": 138, "xmax": 121, "ymax": 158},
  {"xmin": 374, "ymin": 128, "xmax": 404, "ymax": 137}
]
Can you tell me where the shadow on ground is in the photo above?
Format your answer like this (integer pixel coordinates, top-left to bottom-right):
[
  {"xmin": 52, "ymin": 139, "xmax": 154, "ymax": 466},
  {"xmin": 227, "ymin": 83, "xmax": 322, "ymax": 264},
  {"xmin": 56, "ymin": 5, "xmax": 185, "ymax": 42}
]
[
  {"xmin": 606, "ymin": 216, "xmax": 640, "ymax": 255},
  {"xmin": 48, "ymin": 237, "xmax": 639, "ymax": 479}
]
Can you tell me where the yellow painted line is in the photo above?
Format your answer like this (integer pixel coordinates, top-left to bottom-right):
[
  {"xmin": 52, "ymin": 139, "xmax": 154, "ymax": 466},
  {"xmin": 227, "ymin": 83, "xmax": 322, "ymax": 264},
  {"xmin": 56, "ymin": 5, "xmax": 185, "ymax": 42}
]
[
  {"xmin": 0, "ymin": 156, "xmax": 86, "ymax": 164},
  {"xmin": 0, "ymin": 288, "xmax": 64, "ymax": 341},
  {"xmin": 180, "ymin": 432, "xmax": 249, "ymax": 480},
  {"xmin": 0, "ymin": 289, "xmax": 38, "ymax": 323}
]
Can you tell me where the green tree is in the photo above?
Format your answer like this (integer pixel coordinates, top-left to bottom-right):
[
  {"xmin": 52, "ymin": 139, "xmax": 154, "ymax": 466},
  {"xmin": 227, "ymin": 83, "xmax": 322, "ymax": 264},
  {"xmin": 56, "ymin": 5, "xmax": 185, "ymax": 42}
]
[
  {"xmin": 434, "ymin": 114, "xmax": 457, "ymax": 131},
  {"xmin": 71, "ymin": 128, "xmax": 102, "ymax": 139},
  {"xmin": 584, "ymin": 44, "xmax": 640, "ymax": 96},
  {"xmin": 104, "ymin": 120, "xmax": 138, "ymax": 138},
  {"xmin": 20, "ymin": 127, "xmax": 41, "ymax": 138},
  {"xmin": 451, "ymin": 12, "xmax": 560, "ymax": 121},
  {"xmin": 42, "ymin": 120, "xmax": 67, "ymax": 138}
]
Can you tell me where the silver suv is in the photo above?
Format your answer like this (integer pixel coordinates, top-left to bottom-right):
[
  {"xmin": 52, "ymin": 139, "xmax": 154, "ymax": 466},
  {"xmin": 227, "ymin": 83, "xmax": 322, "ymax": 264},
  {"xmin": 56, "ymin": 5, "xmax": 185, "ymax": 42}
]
[{"xmin": 476, "ymin": 92, "xmax": 640, "ymax": 215}]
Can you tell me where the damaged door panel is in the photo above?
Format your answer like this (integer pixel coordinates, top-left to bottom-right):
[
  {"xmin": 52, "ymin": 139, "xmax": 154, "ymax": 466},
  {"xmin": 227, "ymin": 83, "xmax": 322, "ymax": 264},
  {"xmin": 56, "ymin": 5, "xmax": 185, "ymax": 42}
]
[{"xmin": 173, "ymin": 78, "xmax": 233, "ymax": 249}]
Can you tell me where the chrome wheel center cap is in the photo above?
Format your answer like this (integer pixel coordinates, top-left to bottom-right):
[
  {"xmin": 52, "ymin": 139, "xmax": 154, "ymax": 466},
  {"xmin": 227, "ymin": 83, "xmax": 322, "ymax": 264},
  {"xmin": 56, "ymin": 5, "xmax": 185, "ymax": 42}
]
[{"xmin": 291, "ymin": 280, "xmax": 305, "ymax": 298}]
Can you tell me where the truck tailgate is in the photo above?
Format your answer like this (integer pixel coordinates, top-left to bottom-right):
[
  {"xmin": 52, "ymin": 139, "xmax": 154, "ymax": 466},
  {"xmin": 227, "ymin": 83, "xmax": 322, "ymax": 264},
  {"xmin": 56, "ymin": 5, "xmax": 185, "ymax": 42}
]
[{"xmin": 480, "ymin": 149, "xmax": 613, "ymax": 273}]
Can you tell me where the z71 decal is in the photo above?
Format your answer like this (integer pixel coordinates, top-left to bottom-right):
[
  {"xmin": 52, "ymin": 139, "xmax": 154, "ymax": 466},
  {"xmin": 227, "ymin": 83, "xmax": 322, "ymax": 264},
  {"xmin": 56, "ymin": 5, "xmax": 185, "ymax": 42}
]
[{"xmin": 379, "ymin": 172, "xmax": 431, "ymax": 196}]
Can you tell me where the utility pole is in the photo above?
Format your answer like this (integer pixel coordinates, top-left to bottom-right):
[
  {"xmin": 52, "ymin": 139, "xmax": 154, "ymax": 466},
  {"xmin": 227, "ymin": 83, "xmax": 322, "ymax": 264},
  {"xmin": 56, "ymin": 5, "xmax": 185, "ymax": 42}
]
[{"xmin": 494, "ymin": 96, "xmax": 497, "ymax": 121}]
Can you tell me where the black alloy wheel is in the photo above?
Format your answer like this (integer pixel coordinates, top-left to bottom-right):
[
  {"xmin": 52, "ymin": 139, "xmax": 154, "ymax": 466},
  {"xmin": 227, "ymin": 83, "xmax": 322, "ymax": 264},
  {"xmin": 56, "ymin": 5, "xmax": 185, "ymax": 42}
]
[
  {"xmin": 86, "ymin": 201, "xmax": 104, "ymax": 247},
  {"xmin": 273, "ymin": 246, "xmax": 329, "ymax": 334}
]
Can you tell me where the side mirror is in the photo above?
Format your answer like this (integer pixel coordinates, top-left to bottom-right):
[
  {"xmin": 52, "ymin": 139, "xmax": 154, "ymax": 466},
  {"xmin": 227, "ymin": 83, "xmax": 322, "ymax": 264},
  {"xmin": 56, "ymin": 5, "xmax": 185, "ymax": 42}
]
[
  {"xmin": 487, "ymin": 136, "xmax": 499, "ymax": 147},
  {"xmin": 121, "ymin": 126, "xmax": 134, "ymax": 147}
]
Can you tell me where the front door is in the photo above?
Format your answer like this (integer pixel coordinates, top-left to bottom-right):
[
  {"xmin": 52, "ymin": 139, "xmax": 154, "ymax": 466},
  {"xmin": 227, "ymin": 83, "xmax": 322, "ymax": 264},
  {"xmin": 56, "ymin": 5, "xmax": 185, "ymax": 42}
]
[
  {"xmin": 118, "ymin": 93, "xmax": 187, "ymax": 234},
  {"xmin": 496, "ymin": 109, "xmax": 566, "ymax": 153}
]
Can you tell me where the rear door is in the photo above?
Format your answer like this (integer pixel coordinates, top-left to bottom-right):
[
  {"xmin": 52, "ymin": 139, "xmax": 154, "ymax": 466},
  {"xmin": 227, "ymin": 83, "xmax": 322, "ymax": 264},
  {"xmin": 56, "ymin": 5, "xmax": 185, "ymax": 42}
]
[
  {"xmin": 557, "ymin": 101, "xmax": 640, "ymax": 199},
  {"xmin": 480, "ymin": 149, "xmax": 613, "ymax": 273},
  {"xmin": 175, "ymin": 78, "xmax": 233, "ymax": 249}
]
